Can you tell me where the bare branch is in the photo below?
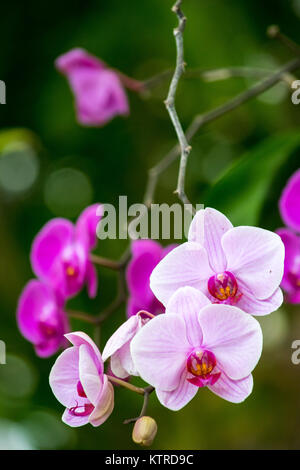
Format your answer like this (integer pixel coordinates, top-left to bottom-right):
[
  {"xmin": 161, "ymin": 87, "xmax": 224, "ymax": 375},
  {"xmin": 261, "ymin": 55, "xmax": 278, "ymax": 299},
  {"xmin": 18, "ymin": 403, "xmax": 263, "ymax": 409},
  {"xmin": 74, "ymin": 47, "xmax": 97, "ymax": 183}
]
[
  {"xmin": 67, "ymin": 309, "xmax": 99, "ymax": 325},
  {"xmin": 124, "ymin": 386, "xmax": 155, "ymax": 424},
  {"xmin": 90, "ymin": 253, "xmax": 121, "ymax": 270},
  {"xmin": 144, "ymin": 56, "xmax": 300, "ymax": 204},
  {"xmin": 164, "ymin": 0, "xmax": 193, "ymax": 209},
  {"xmin": 107, "ymin": 375, "xmax": 145, "ymax": 395},
  {"xmin": 143, "ymin": 66, "xmax": 281, "ymax": 91},
  {"xmin": 267, "ymin": 25, "xmax": 300, "ymax": 55}
]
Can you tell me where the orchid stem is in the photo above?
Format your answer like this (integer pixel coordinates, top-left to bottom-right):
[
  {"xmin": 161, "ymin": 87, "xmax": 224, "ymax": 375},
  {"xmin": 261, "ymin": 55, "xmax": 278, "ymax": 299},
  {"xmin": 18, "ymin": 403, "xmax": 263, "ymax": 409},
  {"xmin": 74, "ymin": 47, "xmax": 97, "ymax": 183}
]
[
  {"xmin": 107, "ymin": 375, "xmax": 145, "ymax": 395},
  {"xmin": 164, "ymin": 0, "xmax": 194, "ymax": 211},
  {"xmin": 90, "ymin": 254, "xmax": 121, "ymax": 270},
  {"xmin": 67, "ymin": 309, "xmax": 98, "ymax": 325},
  {"xmin": 123, "ymin": 386, "xmax": 155, "ymax": 424}
]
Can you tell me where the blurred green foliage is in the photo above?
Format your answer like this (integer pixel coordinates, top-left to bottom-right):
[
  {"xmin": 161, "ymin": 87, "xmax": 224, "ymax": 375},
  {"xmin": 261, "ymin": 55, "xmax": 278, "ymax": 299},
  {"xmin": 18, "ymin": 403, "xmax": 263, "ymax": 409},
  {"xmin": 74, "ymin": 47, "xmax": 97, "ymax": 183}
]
[{"xmin": 0, "ymin": 0, "xmax": 300, "ymax": 450}]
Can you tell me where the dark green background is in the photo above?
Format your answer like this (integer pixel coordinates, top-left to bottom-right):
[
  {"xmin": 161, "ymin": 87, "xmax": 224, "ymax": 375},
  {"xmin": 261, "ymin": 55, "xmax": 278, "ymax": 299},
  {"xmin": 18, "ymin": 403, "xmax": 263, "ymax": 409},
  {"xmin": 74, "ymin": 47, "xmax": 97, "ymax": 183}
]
[{"xmin": 0, "ymin": 0, "xmax": 300, "ymax": 449}]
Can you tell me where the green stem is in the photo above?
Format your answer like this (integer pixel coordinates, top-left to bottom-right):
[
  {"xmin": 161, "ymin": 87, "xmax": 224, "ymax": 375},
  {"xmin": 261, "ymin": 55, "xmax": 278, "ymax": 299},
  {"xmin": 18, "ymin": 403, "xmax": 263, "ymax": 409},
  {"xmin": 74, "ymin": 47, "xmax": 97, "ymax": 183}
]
[
  {"xmin": 90, "ymin": 254, "xmax": 120, "ymax": 270},
  {"xmin": 107, "ymin": 375, "xmax": 145, "ymax": 395}
]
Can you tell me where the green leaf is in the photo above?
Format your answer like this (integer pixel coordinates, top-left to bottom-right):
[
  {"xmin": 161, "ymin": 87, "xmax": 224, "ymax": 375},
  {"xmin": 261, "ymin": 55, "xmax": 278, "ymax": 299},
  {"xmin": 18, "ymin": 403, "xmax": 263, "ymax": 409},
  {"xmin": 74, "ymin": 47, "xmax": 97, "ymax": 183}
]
[{"xmin": 204, "ymin": 132, "xmax": 300, "ymax": 226}]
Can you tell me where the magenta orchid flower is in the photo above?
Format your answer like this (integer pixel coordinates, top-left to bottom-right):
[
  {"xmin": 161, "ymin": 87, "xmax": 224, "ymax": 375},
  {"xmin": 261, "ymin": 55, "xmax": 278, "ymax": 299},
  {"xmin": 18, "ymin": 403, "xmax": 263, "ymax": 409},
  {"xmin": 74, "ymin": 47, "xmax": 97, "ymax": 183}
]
[
  {"xmin": 277, "ymin": 228, "xmax": 300, "ymax": 303},
  {"xmin": 131, "ymin": 287, "xmax": 262, "ymax": 409},
  {"xmin": 55, "ymin": 48, "xmax": 129, "ymax": 127},
  {"xmin": 49, "ymin": 332, "xmax": 114, "ymax": 427},
  {"xmin": 102, "ymin": 312, "xmax": 150, "ymax": 378},
  {"xmin": 31, "ymin": 204, "xmax": 102, "ymax": 300},
  {"xmin": 150, "ymin": 208, "xmax": 284, "ymax": 316},
  {"xmin": 126, "ymin": 240, "xmax": 176, "ymax": 317},
  {"xmin": 17, "ymin": 280, "xmax": 69, "ymax": 357},
  {"xmin": 279, "ymin": 168, "xmax": 300, "ymax": 233}
]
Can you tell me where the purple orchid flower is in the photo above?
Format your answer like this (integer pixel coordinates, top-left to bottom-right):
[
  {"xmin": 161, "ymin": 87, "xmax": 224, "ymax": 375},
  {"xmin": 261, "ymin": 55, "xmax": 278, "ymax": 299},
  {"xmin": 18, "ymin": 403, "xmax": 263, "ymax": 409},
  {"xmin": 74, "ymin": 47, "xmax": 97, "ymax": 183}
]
[
  {"xmin": 277, "ymin": 228, "xmax": 300, "ymax": 303},
  {"xmin": 55, "ymin": 48, "xmax": 129, "ymax": 127},
  {"xmin": 31, "ymin": 204, "xmax": 102, "ymax": 301},
  {"xmin": 17, "ymin": 280, "xmax": 69, "ymax": 357},
  {"xmin": 131, "ymin": 287, "xmax": 262, "ymax": 409},
  {"xmin": 49, "ymin": 332, "xmax": 114, "ymax": 427},
  {"xmin": 102, "ymin": 312, "xmax": 150, "ymax": 379},
  {"xmin": 126, "ymin": 240, "xmax": 176, "ymax": 318},
  {"xmin": 150, "ymin": 208, "xmax": 284, "ymax": 316},
  {"xmin": 279, "ymin": 168, "xmax": 300, "ymax": 233}
]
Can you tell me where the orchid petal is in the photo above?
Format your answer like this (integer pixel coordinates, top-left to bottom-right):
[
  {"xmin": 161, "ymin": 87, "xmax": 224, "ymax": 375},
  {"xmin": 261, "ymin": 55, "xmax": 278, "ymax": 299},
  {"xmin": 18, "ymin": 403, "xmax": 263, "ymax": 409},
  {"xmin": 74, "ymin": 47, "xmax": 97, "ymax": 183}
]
[
  {"xmin": 166, "ymin": 287, "xmax": 210, "ymax": 347},
  {"xmin": 156, "ymin": 370, "xmax": 198, "ymax": 411},
  {"xmin": 49, "ymin": 347, "xmax": 81, "ymax": 408},
  {"xmin": 31, "ymin": 219, "xmax": 74, "ymax": 281},
  {"xmin": 130, "ymin": 313, "xmax": 190, "ymax": 391},
  {"xmin": 188, "ymin": 207, "xmax": 233, "ymax": 272},
  {"xmin": 150, "ymin": 242, "xmax": 212, "ymax": 306},
  {"xmin": 85, "ymin": 261, "xmax": 98, "ymax": 298},
  {"xmin": 65, "ymin": 331, "xmax": 103, "ymax": 373},
  {"xmin": 279, "ymin": 169, "xmax": 300, "ymax": 232},
  {"xmin": 222, "ymin": 226, "xmax": 284, "ymax": 300},
  {"xmin": 199, "ymin": 304, "xmax": 262, "ymax": 380},
  {"xmin": 277, "ymin": 228, "xmax": 300, "ymax": 293},
  {"xmin": 102, "ymin": 315, "xmax": 140, "ymax": 362},
  {"xmin": 79, "ymin": 344, "xmax": 102, "ymax": 405},
  {"xmin": 75, "ymin": 204, "xmax": 102, "ymax": 250},
  {"xmin": 89, "ymin": 375, "xmax": 114, "ymax": 427},
  {"xmin": 209, "ymin": 373, "xmax": 253, "ymax": 403},
  {"xmin": 237, "ymin": 284, "xmax": 283, "ymax": 316}
]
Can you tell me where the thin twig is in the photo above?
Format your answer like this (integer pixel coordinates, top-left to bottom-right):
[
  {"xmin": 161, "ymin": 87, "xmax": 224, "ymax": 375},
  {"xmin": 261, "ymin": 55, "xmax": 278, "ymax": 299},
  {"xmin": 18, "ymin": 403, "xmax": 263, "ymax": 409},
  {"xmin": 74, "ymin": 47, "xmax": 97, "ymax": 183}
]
[
  {"xmin": 165, "ymin": 0, "xmax": 193, "ymax": 208},
  {"xmin": 67, "ymin": 260, "xmax": 127, "ymax": 326},
  {"xmin": 124, "ymin": 386, "xmax": 155, "ymax": 424},
  {"xmin": 114, "ymin": 70, "xmax": 145, "ymax": 92},
  {"xmin": 67, "ymin": 309, "xmax": 98, "ymax": 325},
  {"xmin": 267, "ymin": 25, "xmax": 300, "ymax": 55},
  {"xmin": 107, "ymin": 375, "xmax": 145, "ymax": 395},
  {"xmin": 90, "ymin": 253, "xmax": 121, "ymax": 270},
  {"xmin": 144, "ymin": 56, "xmax": 300, "ymax": 205},
  {"xmin": 97, "ymin": 267, "xmax": 127, "ymax": 323},
  {"xmin": 143, "ymin": 66, "xmax": 278, "ymax": 91}
]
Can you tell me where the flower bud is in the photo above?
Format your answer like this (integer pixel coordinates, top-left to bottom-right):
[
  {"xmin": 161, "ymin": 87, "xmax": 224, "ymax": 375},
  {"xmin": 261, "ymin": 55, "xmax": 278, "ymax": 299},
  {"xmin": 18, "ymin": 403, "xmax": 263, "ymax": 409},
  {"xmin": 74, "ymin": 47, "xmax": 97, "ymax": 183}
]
[{"xmin": 132, "ymin": 416, "xmax": 157, "ymax": 447}]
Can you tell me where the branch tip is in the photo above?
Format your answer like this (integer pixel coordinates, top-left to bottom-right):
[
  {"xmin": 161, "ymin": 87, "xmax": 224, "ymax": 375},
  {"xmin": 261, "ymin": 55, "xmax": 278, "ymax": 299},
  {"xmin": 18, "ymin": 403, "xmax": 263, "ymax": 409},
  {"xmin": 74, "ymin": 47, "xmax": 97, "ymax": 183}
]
[{"xmin": 267, "ymin": 24, "xmax": 280, "ymax": 38}]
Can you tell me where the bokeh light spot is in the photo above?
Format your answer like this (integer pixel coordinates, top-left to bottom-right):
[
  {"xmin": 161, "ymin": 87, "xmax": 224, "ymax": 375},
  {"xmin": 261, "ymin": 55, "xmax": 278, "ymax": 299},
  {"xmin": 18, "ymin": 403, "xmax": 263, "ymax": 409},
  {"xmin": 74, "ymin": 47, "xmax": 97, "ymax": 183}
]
[
  {"xmin": 259, "ymin": 308, "xmax": 289, "ymax": 350},
  {"xmin": 0, "ymin": 354, "xmax": 37, "ymax": 399},
  {"xmin": 44, "ymin": 167, "xmax": 93, "ymax": 218},
  {"xmin": 23, "ymin": 410, "xmax": 76, "ymax": 449},
  {"xmin": 0, "ymin": 419, "xmax": 35, "ymax": 450},
  {"xmin": 0, "ymin": 144, "xmax": 39, "ymax": 193}
]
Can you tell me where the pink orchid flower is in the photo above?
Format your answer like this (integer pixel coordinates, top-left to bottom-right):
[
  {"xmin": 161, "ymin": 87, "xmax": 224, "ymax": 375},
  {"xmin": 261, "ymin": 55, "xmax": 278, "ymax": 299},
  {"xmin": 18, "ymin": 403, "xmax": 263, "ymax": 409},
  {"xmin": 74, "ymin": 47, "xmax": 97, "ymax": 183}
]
[
  {"xmin": 31, "ymin": 204, "xmax": 102, "ymax": 300},
  {"xmin": 131, "ymin": 287, "xmax": 262, "ymax": 410},
  {"xmin": 102, "ymin": 312, "xmax": 150, "ymax": 379},
  {"xmin": 150, "ymin": 208, "xmax": 284, "ymax": 316},
  {"xmin": 279, "ymin": 168, "xmax": 300, "ymax": 232},
  {"xmin": 55, "ymin": 48, "xmax": 129, "ymax": 127},
  {"xmin": 126, "ymin": 240, "xmax": 176, "ymax": 317},
  {"xmin": 49, "ymin": 332, "xmax": 114, "ymax": 427},
  {"xmin": 17, "ymin": 280, "xmax": 69, "ymax": 357},
  {"xmin": 277, "ymin": 228, "xmax": 300, "ymax": 303}
]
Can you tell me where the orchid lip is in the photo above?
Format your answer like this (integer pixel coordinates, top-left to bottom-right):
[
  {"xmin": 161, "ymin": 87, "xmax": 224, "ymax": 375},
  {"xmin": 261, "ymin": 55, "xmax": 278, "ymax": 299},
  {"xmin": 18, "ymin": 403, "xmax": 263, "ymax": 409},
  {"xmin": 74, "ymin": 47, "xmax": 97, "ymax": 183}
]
[
  {"xmin": 69, "ymin": 402, "xmax": 94, "ymax": 417},
  {"xmin": 287, "ymin": 271, "xmax": 300, "ymax": 289},
  {"xmin": 64, "ymin": 261, "xmax": 79, "ymax": 278},
  {"xmin": 38, "ymin": 320, "xmax": 58, "ymax": 338},
  {"xmin": 186, "ymin": 349, "xmax": 220, "ymax": 388},
  {"xmin": 187, "ymin": 349, "xmax": 215, "ymax": 376},
  {"xmin": 208, "ymin": 271, "xmax": 238, "ymax": 301},
  {"xmin": 187, "ymin": 372, "xmax": 221, "ymax": 388}
]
